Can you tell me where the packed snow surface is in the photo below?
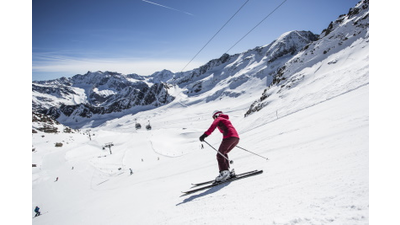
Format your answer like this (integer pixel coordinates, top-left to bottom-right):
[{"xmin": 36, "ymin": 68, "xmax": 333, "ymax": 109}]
[{"xmin": 32, "ymin": 80, "xmax": 368, "ymax": 224}]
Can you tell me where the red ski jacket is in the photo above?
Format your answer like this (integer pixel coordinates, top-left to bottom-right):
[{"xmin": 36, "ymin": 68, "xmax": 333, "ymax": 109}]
[{"xmin": 204, "ymin": 114, "xmax": 239, "ymax": 139}]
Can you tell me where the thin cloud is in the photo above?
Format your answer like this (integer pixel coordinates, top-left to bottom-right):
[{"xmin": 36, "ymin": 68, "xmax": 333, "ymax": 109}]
[
  {"xmin": 32, "ymin": 53, "xmax": 204, "ymax": 77},
  {"xmin": 142, "ymin": 0, "xmax": 194, "ymax": 16}
]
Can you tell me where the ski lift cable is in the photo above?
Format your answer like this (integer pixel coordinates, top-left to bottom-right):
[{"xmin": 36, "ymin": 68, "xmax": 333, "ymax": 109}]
[
  {"xmin": 181, "ymin": 0, "xmax": 250, "ymax": 72},
  {"xmin": 225, "ymin": 0, "xmax": 288, "ymax": 53}
]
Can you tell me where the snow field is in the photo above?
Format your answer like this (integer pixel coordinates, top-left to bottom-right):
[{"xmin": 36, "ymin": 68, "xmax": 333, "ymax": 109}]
[{"xmin": 32, "ymin": 82, "xmax": 368, "ymax": 224}]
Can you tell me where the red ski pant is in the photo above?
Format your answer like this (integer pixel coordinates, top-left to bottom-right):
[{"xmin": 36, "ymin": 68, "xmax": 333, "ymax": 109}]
[{"xmin": 217, "ymin": 137, "xmax": 239, "ymax": 172}]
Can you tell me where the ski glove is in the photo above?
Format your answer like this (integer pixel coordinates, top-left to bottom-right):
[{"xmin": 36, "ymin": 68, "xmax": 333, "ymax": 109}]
[{"xmin": 199, "ymin": 133, "xmax": 208, "ymax": 142}]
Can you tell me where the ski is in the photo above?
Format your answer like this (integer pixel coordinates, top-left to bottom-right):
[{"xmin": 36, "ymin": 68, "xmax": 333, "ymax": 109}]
[
  {"xmin": 190, "ymin": 170, "xmax": 260, "ymax": 188},
  {"xmin": 182, "ymin": 170, "xmax": 263, "ymax": 196},
  {"xmin": 32, "ymin": 211, "xmax": 48, "ymax": 218}
]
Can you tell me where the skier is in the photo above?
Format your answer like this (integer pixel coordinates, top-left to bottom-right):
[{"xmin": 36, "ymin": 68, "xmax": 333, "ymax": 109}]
[
  {"xmin": 199, "ymin": 110, "xmax": 239, "ymax": 182},
  {"xmin": 34, "ymin": 206, "xmax": 41, "ymax": 217}
]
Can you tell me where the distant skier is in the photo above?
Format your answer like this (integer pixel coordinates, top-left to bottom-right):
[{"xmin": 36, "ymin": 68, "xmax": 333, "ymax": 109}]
[
  {"xmin": 34, "ymin": 206, "xmax": 41, "ymax": 217},
  {"xmin": 199, "ymin": 110, "xmax": 239, "ymax": 182},
  {"xmin": 130, "ymin": 168, "xmax": 133, "ymax": 175}
]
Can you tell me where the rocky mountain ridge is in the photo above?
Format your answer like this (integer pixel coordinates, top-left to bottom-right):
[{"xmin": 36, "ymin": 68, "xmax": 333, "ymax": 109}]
[
  {"xmin": 33, "ymin": 29, "xmax": 318, "ymax": 127},
  {"xmin": 245, "ymin": 0, "xmax": 368, "ymax": 116}
]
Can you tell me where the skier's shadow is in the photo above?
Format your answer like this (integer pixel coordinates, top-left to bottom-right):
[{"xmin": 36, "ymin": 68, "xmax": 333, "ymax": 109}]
[{"xmin": 176, "ymin": 182, "xmax": 231, "ymax": 206}]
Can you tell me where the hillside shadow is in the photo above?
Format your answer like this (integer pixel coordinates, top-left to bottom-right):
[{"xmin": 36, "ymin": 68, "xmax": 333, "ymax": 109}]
[{"xmin": 176, "ymin": 182, "xmax": 231, "ymax": 206}]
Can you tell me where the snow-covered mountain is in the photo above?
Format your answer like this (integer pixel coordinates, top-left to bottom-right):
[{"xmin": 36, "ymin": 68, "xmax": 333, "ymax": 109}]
[
  {"xmin": 245, "ymin": 0, "xmax": 369, "ymax": 116},
  {"xmin": 32, "ymin": 1, "xmax": 369, "ymax": 224},
  {"xmin": 33, "ymin": 71, "xmax": 175, "ymax": 128},
  {"xmin": 33, "ymin": 29, "xmax": 319, "ymax": 128},
  {"xmin": 171, "ymin": 30, "xmax": 318, "ymax": 97},
  {"xmin": 32, "ymin": 111, "xmax": 76, "ymax": 134},
  {"xmin": 33, "ymin": 0, "xmax": 367, "ymax": 129},
  {"xmin": 32, "ymin": 1, "xmax": 368, "ymax": 130}
]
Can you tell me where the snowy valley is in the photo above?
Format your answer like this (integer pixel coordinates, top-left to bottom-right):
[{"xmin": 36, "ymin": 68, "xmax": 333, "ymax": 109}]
[{"xmin": 32, "ymin": 1, "xmax": 369, "ymax": 224}]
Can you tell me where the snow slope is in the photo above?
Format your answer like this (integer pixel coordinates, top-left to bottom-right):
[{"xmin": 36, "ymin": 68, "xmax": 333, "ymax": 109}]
[
  {"xmin": 32, "ymin": 50, "xmax": 369, "ymax": 224},
  {"xmin": 32, "ymin": 83, "xmax": 368, "ymax": 224}
]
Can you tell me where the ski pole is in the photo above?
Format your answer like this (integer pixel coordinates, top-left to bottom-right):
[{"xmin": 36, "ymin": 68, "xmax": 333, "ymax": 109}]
[
  {"xmin": 235, "ymin": 145, "xmax": 268, "ymax": 161},
  {"xmin": 203, "ymin": 140, "xmax": 234, "ymax": 164}
]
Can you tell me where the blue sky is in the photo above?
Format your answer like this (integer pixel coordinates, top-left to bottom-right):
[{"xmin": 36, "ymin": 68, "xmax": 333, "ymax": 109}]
[{"xmin": 32, "ymin": 0, "xmax": 360, "ymax": 81}]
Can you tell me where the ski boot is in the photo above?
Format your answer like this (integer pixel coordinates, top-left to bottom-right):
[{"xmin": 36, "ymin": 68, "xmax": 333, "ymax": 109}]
[{"xmin": 215, "ymin": 170, "xmax": 231, "ymax": 182}]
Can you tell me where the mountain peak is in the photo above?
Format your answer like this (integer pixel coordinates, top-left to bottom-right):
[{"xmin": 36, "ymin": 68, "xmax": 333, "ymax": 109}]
[{"xmin": 264, "ymin": 30, "xmax": 318, "ymax": 63}]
